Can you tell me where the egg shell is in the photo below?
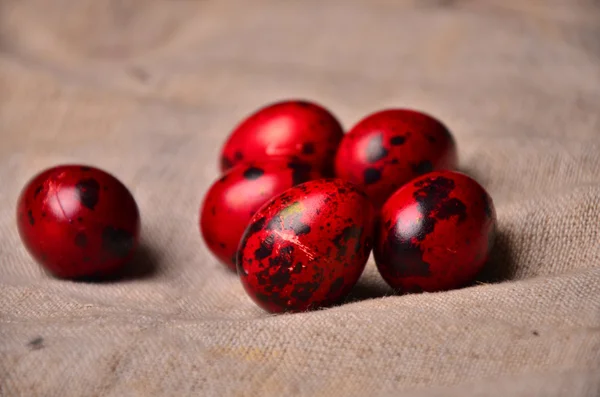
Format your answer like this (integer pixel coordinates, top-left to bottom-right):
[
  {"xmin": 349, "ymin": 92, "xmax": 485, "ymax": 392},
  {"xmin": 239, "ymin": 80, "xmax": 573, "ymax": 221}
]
[
  {"xmin": 237, "ymin": 178, "xmax": 375, "ymax": 313},
  {"xmin": 16, "ymin": 165, "xmax": 140, "ymax": 279},
  {"xmin": 374, "ymin": 170, "xmax": 496, "ymax": 293},
  {"xmin": 220, "ymin": 100, "xmax": 344, "ymax": 176},
  {"xmin": 335, "ymin": 109, "xmax": 457, "ymax": 208}
]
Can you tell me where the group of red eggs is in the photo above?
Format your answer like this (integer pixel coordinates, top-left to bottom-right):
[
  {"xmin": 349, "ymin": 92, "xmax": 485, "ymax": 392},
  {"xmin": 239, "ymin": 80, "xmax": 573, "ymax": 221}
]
[
  {"xmin": 204, "ymin": 100, "xmax": 496, "ymax": 313},
  {"xmin": 16, "ymin": 99, "xmax": 496, "ymax": 314}
]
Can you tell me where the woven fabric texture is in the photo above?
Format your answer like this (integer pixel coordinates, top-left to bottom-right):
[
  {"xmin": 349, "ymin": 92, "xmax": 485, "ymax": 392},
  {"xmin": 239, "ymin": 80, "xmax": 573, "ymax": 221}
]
[{"xmin": 1, "ymin": 1, "xmax": 599, "ymax": 396}]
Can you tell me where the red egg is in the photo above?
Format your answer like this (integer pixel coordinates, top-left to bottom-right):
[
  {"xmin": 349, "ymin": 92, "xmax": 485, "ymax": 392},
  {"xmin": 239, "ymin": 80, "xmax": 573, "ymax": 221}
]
[
  {"xmin": 335, "ymin": 109, "xmax": 458, "ymax": 208},
  {"xmin": 374, "ymin": 170, "xmax": 496, "ymax": 293},
  {"xmin": 237, "ymin": 178, "xmax": 375, "ymax": 313},
  {"xmin": 16, "ymin": 165, "xmax": 140, "ymax": 279},
  {"xmin": 220, "ymin": 100, "xmax": 344, "ymax": 176},
  {"xmin": 200, "ymin": 157, "xmax": 322, "ymax": 271}
]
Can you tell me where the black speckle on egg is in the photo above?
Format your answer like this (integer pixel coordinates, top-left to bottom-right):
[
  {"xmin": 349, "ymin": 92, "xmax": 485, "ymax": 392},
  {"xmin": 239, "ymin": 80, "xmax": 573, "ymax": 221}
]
[
  {"xmin": 413, "ymin": 176, "xmax": 455, "ymax": 203},
  {"xmin": 363, "ymin": 168, "xmax": 381, "ymax": 185},
  {"xmin": 390, "ymin": 136, "xmax": 406, "ymax": 145},
  {"xmin": 27, "ymin": 210, "xmax": 34, "ymax": 225},
  {"xmin": 243, "ymin": 167, "xmax": 264, "ymax": 180},
  {"xmin": 34, "ymin": 186, "xmax": 44, "ymax": 198},
  {"xmin": 255, "ymin": 234, "xmax": 275, "ymax": 260},
  {"xmin": 302, "ymin": 142, "xmax": 316, "ymax": 154},
  {"xmin": 245, "ymin": 217, "xmax": 266, "ymax": 239},
  {"xmin": 292, "ymin": 223, "xmax": 311, "ymax": 236},
  {"xmin": 288, "ymin": 161, "xmax": 313, "ymax": 186},
  {"xmin": 290, "ymin": 282, "xmax": 320, "ymax": 302},
  {"xmin": 75, "ymin": 179, "xmax": 100, "ymax": 210},
  {"xmin": 436, "ymin": 198, "xmax": 467, "ymax": 223}
]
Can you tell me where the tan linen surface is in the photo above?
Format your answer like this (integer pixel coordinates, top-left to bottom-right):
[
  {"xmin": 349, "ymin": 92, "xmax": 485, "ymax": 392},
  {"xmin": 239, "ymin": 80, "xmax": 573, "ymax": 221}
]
[{"xmin": 1, "ymin": 0, "xmax": 600, "ymax": 396}]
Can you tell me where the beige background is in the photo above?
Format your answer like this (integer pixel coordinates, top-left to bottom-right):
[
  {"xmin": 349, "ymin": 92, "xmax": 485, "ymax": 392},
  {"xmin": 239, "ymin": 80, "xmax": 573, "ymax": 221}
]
[{"xmin": 1, "ymin": 1, "xmax": 600, "ymax": 396}]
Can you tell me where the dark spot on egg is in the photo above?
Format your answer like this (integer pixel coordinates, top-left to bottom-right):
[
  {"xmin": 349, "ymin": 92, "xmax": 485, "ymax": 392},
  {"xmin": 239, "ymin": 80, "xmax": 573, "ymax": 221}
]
[
  {"xmin": 34, "ymin": 185, "xmax": 43, "ymax": 198},
  {"xmin": 291, "ymin": 222, "xmax": 311, "ymax": 236},
  {"xmin": 255, "ymin": 234, "xmax": 275, "ymax": 260},
  {"xmin": 288, "ymin": 161, "xmax": 313, "ymax": 186},
  {"xmin": 75, "ymin": 178, "xmax": 100, "ymax": 210},
  {"xmin": 290, "ymin": 282, "xmax": 320, "ymax": 302},
  {"xmin": 390, "ymin": 136, "xmax": 406, "ymax": 145},
  {"xmin": 245, "ymin": 217, "xmax": 266, "ymax": 240},
  {"xmin": 413, "ymin": 176, "xmax": 455, "ymax": 203},
  {"xmin": 302, "ymin": 142, "xmax": 315, "ymax": 154},
  {"xmin": 436, "ymin": 198, "xmax": 467, "ymax": 223},
  {"xmin": 27, "ymin": 210, "xmax": 34, "ymax": 225},
  {"xmin": 243, "ymin": 167, "xmax": 264, "ymax": 180},
  {"xmin": 332, "ymin": 226, "xmax": 363, "ymax": 258},
  {"xmin": 363, "ymin": 168, "xmax": 381, "ymax": 184}
]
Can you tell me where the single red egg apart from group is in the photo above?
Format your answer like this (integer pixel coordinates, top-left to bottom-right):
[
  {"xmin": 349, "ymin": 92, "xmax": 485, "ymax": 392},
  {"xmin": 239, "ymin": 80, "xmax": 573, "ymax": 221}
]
[
  {"xmin": 220, "ymin": 100, "xmax": 345, "ymax": 176},
  {"xmin": 335, "ymin": 109, "xmax": 458, "ymax": 208},
  {"xmin": 200, "ymin": 157, "xmax": 322, "ymax": 271},
  {"xmin": 374, "ymin": 170, "xmax": 496, "ymax": 293},
  {"xmin": 237, "ymin": 178, "xmax": 375, "ymax": 313},
  {"xmin": 16, "ymin": 165, "xmax": 141, "ymax": 279}
]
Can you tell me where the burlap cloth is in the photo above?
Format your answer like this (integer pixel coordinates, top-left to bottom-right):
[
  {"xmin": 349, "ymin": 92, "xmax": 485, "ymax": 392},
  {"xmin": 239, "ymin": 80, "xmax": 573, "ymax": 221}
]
[{"xmin": 1, "ymin": 0, "xmax": 600, "ymax": 396}]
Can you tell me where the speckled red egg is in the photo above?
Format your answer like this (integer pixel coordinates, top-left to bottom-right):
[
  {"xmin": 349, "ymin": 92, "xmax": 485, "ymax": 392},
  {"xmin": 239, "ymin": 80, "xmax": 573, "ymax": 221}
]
[
  {"xmin": 237, "ymin": 179, "xmax": 375, "ymax": 313},
  {"xmin": 374, "ymin": 170, "xmax": 496, "ymax": 293},
  {"xmin": 220, "ymin": 100, "xmax": 344, "ymax": 176},
  {"xmin": 200, "ymin": 157, "xmax": 322, "ymax": 271},
  {"xmin": 335, "ymin": 109, "xmax": 458, "ymax": 208},
  {"xmin": 16, "ymin": 165, "xmax": 140, "ymax": 279}
]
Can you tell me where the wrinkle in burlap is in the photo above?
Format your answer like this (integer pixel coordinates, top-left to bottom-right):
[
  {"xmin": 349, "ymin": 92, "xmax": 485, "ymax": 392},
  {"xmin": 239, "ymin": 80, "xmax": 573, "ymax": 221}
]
[{"xmin": 1, "ymin": 1, "xmax": 599, "ymax": 396}]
